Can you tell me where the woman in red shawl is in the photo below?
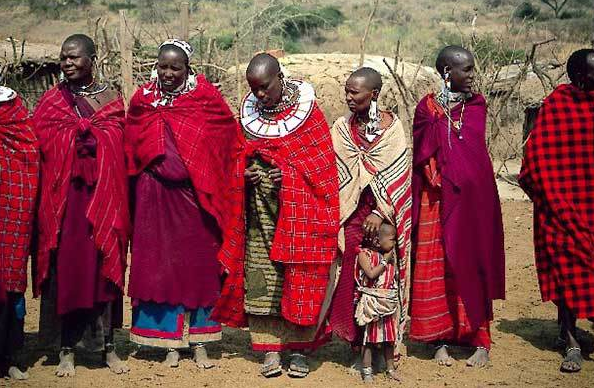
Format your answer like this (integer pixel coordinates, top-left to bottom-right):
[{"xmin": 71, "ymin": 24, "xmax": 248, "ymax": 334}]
[
  {"xmin": 409, "ymin": 46, "xmax": 505, "ymax": 368},
  {"xmin": 211, "ymin": 53, "xmax": 340, "ymax": 378},
  {"xmin": 33, "ymin": 34, "xmax": 130, "ymax": 377},
  {"xmin": 0, "ymin": 87, "xmax": 38, "ymax": 380},
  {"xmin": 519, "ymin": 49, "xmax": 594, "ymax": 373},
  {"xmin": 126, "ymin": 40, "xmax": 239, "ymax": 369}
]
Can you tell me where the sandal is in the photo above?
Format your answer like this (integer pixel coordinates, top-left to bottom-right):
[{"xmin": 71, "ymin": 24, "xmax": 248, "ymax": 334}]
[
  {"xmin": 287, "ymin": 353, "xmax": 309, "ymax": 378},
  {"xmin": 361, "ymin": 366, "xmax": 373, "ymax": 383},
  {"xmin": 261, "ymin": 352, "xmax": 282, "ymax": 378},
  {"xmin": 560, "ymin": 347, "xmax": 583, "ymax": 373},
  {"xmin": 386, "ymin": 367, "xmax": 400, "ymax": 381}
]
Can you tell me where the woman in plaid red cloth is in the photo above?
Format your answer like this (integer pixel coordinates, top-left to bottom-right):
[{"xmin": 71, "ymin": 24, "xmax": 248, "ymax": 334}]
[
  {"xmin": 33, "ymin": 34, "xmax": 130, "ymax": 377},
  {"xmin": 211, "ymin": 53, "xmax": 340, "ymax": 378},
  {"xmin": 519, "ymin": 48, "xmax": 594, "ymax": 373},
  {"xmin": 126, "ymin": 39, "xmax": 239, "ymax": 369},
  {"xmin": 0, "ymin": 87, "xmax": 39, "ymax": 380}
]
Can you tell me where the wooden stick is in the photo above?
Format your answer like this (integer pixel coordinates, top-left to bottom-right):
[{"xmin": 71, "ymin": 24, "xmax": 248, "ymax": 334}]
[
  {"xmin": 180, "ymin": 2, "xmax": 190, "ymax": 41},
  {"xmin": 359, "ymin": 0, "xmax": 379, "ymax": 67},
  {"xmin": 119, "ymin": 10, "xmax": 134, "ymax": 108}
]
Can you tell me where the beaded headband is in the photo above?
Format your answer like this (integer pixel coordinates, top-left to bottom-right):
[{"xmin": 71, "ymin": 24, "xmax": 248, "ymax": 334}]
[{"xmin": 159, "ymin": 39, "xmax": 194, "ymax": 59}]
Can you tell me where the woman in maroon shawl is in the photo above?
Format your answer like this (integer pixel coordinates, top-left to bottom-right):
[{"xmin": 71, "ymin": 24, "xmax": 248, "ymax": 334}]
[
  {"xmin": 519, "ymin": 49, "xmax": 594, "ymax": 373},
  {"xmin": 33, "ymin": 34, "xmax": 130, "ymax": 377},
  {"xmin": 126, "ymin": 39, "xmax": 239, "ymax": 368},
  {"xmin": 409, "ymin": 46, "xmax": 505, "ymax": 368},
  {"xmin": 0, "ymin": 87, "xmax": 38, "ymax": 380}
]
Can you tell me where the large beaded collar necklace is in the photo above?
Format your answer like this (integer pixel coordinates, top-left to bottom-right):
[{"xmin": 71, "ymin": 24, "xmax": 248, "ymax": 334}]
[
  {"xmin": 0, "ymin": 86, "xmax": 17, "ymax": 102},
  {"xmin": 68, "ymin": 79, "xmax": 108, "ymax": 105},
  {"xmin": 241, "ymin": 79, "xmax": 315, "ymax": 139}
]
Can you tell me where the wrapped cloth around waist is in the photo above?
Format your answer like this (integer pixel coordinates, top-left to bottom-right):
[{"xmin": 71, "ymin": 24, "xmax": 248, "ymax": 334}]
[{"xmin": 355, "ymin": 287, "xmax": 399, "ymax": 326}]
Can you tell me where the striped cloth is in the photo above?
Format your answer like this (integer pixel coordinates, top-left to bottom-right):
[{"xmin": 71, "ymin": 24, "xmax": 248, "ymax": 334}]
[
  {"xmin": 355, "ymin": 248, "xmax": 398, "ymax": 344},
  {"xmin": 323, "ymin": 112, "xmax": 412, "ymax": 347},
  {"xmin": 409, "ymin": 178, "xmax": 491, "ymax": 349},
  {"xmin": 32, "ymin": 84, "xmax": 130, "ymax": 296}
]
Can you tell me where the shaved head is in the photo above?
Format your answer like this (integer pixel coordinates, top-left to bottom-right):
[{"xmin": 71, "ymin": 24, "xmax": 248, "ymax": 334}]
[
  {"xmin": 349, "ymin": 67, "xmax": 383, "ymax": 92},
  {"xmin": 62, "ymin": 34, "xmax": 96, "ymax": 59},
  {"xmin": 435, "ymin": 45, "xmax": 473, "ymax": 76},
  {"xmin": 246, "ymin": 53, "xmax": 281, "ymax": 78}
]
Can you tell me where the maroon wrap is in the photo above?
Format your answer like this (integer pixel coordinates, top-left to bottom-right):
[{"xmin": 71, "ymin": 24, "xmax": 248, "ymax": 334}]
[{"xmin": 412, "ymin": 93, "xmax": 505, "ymax": 329}]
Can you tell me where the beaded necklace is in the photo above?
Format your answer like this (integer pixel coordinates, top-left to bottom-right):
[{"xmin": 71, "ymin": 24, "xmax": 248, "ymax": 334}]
[
  {"xmin": 69, "ymin": 79, "xmax": 108, "ymax": 105},
  {"xmin": 257, "ymin": 80, "xmax": 300, "ymax": 118}
]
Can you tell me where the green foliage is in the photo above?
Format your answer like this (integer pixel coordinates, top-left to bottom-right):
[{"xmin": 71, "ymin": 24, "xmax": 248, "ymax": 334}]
[
  {"xmin": 277, "ymin": 5, "xmax": 345, "ymax": 42},
  {"xmin": 28, "ymin": 0, "xmax": 90, "ymax": 18},
  {"xmin": 484, "ymin": 0, "xmax": 503, "ymax": 8},
  {"xmin": 108, "ymin": 1, "xmax": 137, "ymax": 12},
  {"xmin": 434, "ymin": 31, "xmax": 525, "ymax": 67},
  {"xmin": 514, "ymin": 2, "xmax": 540, "ymax": 20},
  {"xmin": 214, "ymin": 33, "xmax": 235, "ymax": 51}
]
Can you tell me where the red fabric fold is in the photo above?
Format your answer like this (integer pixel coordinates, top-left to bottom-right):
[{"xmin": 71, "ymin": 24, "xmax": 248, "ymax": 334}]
[
  {"xmin": 211, "ymin": 102, "xmax": 340, "ymax": 328},
  {"xmin": 32, "ymin": 84, "xmax": 130, "ymax": 296},
  {"xmin": 0, "ymin": 96, "xmax": 39, "ymax": 296},
  {"xmin": 125, "ymin": 76, "xmax": 242, "ymax": 230},
  {"xmin": 519, "ymin": 83, "xmax": 594, "ymax": 318}
]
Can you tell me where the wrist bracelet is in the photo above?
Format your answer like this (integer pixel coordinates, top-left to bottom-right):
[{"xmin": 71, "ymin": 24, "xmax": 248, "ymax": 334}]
[
  {"xmin": 371, "ymin": 209, "xmax": 383, "ymax": 219},
  {"xmin": 380, "ymin": 258, "xmax": 388, "ymax": 267}
]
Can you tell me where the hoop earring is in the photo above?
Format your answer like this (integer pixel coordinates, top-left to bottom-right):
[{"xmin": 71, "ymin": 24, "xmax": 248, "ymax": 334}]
[{"xmin": 93, "ymin": 60, "xmax": 105, "ymax": 83}]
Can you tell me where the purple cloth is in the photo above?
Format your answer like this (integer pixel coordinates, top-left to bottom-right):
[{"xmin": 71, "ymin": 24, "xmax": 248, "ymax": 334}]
[
  {"xmin": 412, "ymin": 93, "xmax": 505, "ymax": 329},
  {"xmin": 55, "ymin": 89, "xmax": 121, "ymax": 316},
  {"xmin": 330, "ymin": 187, "xmax": 375, "ymax": 343},
  {"xmin": 128, "ymin": 126, "xmax": 222, "ymax": 310}
]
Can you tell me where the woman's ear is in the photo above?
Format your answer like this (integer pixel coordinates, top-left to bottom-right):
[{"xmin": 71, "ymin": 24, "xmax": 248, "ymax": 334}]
[{"xmin": 372, "ymin": 89, "xmax": 380, "ymax": 100}]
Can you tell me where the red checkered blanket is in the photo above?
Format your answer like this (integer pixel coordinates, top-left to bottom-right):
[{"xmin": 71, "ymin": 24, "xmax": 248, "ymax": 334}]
[
  {"xmin": 32, "ymin": 85, "xmax": 130, "ymax": 296},
  {"xmin": 212, "ymin": 102, "xmax": 340, "ymax": 327},
  {"xmin": 519, "ymin": 83, "xmax": 594, "ymax": 318},
  {"xmin": 125, "ymin": 76, "xmax": 241, "ymax": 229},
  {"xmin": 0, "ymin": 95, "xmax": 39, "ymax": 298}
]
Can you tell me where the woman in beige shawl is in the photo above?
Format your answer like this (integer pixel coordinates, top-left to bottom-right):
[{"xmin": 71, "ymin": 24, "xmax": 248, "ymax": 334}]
[{"xmin": 323, "ymin": 67, "xmax": 412, "ymax": 376}]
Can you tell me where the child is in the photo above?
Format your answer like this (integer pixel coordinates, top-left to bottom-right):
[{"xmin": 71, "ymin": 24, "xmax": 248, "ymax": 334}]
[{"xmin": 355, "ymin": 222, "xmax": 400, "ymax": 383}]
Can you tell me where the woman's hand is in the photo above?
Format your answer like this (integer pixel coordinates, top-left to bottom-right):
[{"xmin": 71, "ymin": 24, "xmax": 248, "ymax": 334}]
[
  {"xmin": 268, "ymin": 168, "xmax": 282, "ymax": 184},
  {"xmin": 363, "ymin": 212, "xmax": 383, "ymax": 238},
  {"xmin": 244, "ymin": 165, "xmax": 262, "ymax": 185}
]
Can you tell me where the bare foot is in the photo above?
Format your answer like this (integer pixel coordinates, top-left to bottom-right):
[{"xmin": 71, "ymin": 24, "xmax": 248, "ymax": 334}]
[
  {"xmin": 434, "ymin": 345, "xmax": 453, "ymax": 366},
  {"xmin": 192, "ymin": 345, "xmax": 215, "ymax": 369},
  {"xmin": 105, "ymin": 349, "xmax": 130, "ymax": 374},
  {"xmin": 560, "ymin": 347, "xmax": 583, "ymax": 373},
  {"xmin": 163, "ymin": 349, "xmax": 180, "ymax": 368},
  {"xmin": 466, "ymin": 347, "xmax": 489, "ymax": 367},
  {"xmin": 8, "ymin": 366, "xmax": 29, "ymax": 380},
  {"xmin": 55, "ymin": 349, "xmax": 75, "ymax": 377}
]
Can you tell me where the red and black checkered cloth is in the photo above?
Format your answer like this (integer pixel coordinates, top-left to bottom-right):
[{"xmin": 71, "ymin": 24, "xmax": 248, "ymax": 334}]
[
  {"xmin": 32, "ymin": 85, "xmax": 130, "ymax": 297},
  {"xmin": 211, "ymin": 102, "xmax": 340, "ymax": 328},
  {"xmin": 519, "ymin": 83, "xmax": 594, "ymax": 319},
  {"xmin": 0, "ymin": 95, "xmax": 39, "ymax": 300},
  {"xmin": 125, "ymin": 76, "xmax": 241, "ymax": 230}
]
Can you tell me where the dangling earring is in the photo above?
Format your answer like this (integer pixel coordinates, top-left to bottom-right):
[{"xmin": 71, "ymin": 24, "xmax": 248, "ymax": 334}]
[
  {"xmin": 187, "ymin": 67, "xmax": 197, "ymax": 89},
  {"xmin": 444, "ymin": 72, "xmax": 451, "ymax": 91},
  {"xmin": 369, "ymin": 99, "xmax": 379, "ymax": 124},
  {"xmin": 93, "ymin": 60, "xmax": 105, "ymax": 84},
  {"xmin": 150, "ymin": 62, "xmax": 158, "ymax": 82},
  {"xmin": 59, "ymin": 71, "xmax": 66, "ymax": 83}
]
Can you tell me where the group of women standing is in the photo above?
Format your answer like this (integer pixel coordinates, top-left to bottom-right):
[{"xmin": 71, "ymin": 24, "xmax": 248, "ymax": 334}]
[{"xmin": 0, "ymin": 32, "xmax": 592, "ymax": 382}]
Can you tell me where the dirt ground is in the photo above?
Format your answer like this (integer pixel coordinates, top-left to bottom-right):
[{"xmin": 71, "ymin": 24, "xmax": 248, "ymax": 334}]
[{"xmin": 4, "ymin": 200, "xmax": 594, "ymax": 388}]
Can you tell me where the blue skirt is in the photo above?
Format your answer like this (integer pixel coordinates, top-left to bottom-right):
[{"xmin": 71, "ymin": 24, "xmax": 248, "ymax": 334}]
[{"xmin": 130, "ymin": 301, "xmax": 221, "ymax": 348}]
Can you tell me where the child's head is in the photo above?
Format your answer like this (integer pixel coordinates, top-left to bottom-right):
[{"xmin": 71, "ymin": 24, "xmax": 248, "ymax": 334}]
[{"xmin": 376, "ymin": 222, "xmax": 396, "ymax": 253}]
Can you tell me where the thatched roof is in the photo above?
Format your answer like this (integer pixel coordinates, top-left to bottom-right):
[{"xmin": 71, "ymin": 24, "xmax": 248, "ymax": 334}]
[{"xmin": 0, "ymin": 40, "xmax": 60, "ymax": 64}]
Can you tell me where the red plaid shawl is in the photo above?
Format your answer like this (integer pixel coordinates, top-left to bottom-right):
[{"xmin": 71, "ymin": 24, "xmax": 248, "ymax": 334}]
[
  {"xmin": 0, "ymin": 95, "xmax": 39, "ymax": 297},
  {"xmin": 125, "ymin": 76, "xmax": 241, "ymax": 229},
  {"xmin": 211, "ymin": 102, "xmax": 340, "ymax": 328},
  {"xmin": 519, "ymin": 83, "xmax": 594, "ymax": 318},
  {"xmin": 32, "ymin": 85, "xmax": 130, "ymax": 296}
]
